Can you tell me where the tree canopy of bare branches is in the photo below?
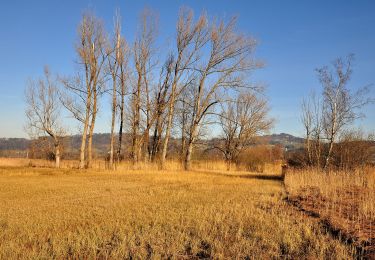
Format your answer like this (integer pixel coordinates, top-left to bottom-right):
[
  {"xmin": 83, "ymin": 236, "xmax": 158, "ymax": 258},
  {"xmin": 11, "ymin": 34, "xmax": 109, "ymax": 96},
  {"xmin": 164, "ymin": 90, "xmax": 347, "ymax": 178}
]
[
  {"xmin": 301, "ymin": 55, "xmax": 373, "ymax": 170},
  {"xmin": 27, "ymin": 7, "xmax": 275, "ymax": 171},
  {"xmin": 61, "ymin": 12, "xmax": 108, "ymax": 169},
  {"xmin": 217, "ymin": 91, "xmax": 273, "ymax": 170},
  {"xmin": 182, "ymin": 16, "xmax": 261, "ymax": 170},
  {"xmin": 25, "ymin": 67, "xmax": 65, "ymax": 168},
  {"xmin": 318, "ymin": 55, "xmax": 372, "ymax": 169}
]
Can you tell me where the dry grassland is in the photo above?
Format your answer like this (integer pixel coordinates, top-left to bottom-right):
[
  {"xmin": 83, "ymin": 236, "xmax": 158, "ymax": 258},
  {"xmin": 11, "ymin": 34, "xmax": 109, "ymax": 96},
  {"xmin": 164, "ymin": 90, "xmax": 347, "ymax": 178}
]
[
  {"xmin": 0, "ymin": 164, "xmax": 356, "ymax": 259},
  {"xmin": 285, "ymin": 167, "xmax": 375, "ymax": 257},
  {"xmin": 0, "ymin": 158, "xmax": 280, "ymax": 174}
]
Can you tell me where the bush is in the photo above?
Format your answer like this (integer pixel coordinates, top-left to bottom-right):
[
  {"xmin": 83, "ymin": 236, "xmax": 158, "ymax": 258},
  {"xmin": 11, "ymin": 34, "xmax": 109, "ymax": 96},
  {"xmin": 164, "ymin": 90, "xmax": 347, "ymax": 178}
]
[{"xmin": 237, "ymin": 144, "xmax": 283, "ymax": 172}]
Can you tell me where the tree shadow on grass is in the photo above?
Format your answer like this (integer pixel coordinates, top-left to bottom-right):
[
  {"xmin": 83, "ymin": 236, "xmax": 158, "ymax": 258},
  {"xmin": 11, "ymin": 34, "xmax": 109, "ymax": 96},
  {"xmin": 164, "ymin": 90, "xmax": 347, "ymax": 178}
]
[{"xmin": 192, "ymin": 169, "xmax": 284, "ymax": 181}]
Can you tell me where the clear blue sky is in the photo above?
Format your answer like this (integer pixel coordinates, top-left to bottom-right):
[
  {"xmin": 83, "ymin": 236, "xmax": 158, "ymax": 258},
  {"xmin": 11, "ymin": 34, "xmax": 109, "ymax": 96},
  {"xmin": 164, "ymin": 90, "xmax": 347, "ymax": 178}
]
[{"xmin": 0, "ymin": 0, "xmax": 374, "ymax": 138}]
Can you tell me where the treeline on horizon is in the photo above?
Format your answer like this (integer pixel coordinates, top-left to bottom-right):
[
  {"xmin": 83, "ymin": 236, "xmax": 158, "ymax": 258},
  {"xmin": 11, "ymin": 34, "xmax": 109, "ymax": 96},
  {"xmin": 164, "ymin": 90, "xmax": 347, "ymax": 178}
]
[{"xmin": 23, "ymin": 6, "xmax": 374, "ymax": 171}]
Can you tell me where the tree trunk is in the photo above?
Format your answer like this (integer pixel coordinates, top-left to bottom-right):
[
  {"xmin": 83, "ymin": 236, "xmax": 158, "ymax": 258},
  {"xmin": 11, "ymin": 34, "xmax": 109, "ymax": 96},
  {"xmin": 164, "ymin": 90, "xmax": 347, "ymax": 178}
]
[
  {"xmin": 87, "ymin": 128, "xmax": 93, "ymax": 168},
  {"xmin": 79, "ymin": 132, "xmax": 87, "ymax": 169},
  {"xmin": 315, "ymin": 137, "xmax": 321, "ymax": 168},
  {"xmin": 109, "ymin": 79, "xmax": 117, "ymax": 169},
  {"xmin": 161, "ymin": 102, "xmax": 174, "ymax": 169},
  {"xmin": 226, "ymin": 159, "xmax": 231, "ymax": 171},
  {"xmin": 184, "ymin": 139, "xmax": 194, "ymax": 171},
  {"xmin": 184, "ymin": 76, "xmax": 205, "ymax": 171},
  {"xmin": 55, "ymin": 142, "xmax": 60, "ymax": 168},
  {"xmin": 143, "ymin": 130, "xmax": 150, "ymax": 163},
  {"xmin": 324, "ymin": 138, "xmax": 334, "ymax": 170},
  {"xmin": 151, "ymin": 117, "xmax": 160, "ymax": 162},
  {"xmin": 79, "ymin": 111, "xmax": 90, "ymax": 169},
  {"xmin": 117, "ymin": 68, "xmax": 126, "ymax": 162},
  {"xmin": 87, "ymin": 105, "xmax": 97, "ymax": 168},
  {"xmin": 306, "ymin": 135, "xmax": 312, "ymax": 165},
  {"xmin": 161, "ymin": 56, "xmax": 181, "ymax": 169},
  {"xmin": 117, "ymin": 98, "xmax": 124, "ymax": 162},
  {"xmin": 181, "ymin": 133, "xmax": 186, "ymax": 162},
  {"xmin": 151, "ymin": 98, "xmax": 166, "ymax": 162},
  {"xmin": 180, "ymin": 105, "xmax": 186, "ymax": 162},
  {"xmin": 132, "ymin": 74, "xmax": 141, "ymax": 164},
  {"xmin": 78, "ymin": 84, "xmax": 92, "ymax": 169},
  {"xmin": 184, "ymin": 124, "xmax": 198, "ymax": 171}
]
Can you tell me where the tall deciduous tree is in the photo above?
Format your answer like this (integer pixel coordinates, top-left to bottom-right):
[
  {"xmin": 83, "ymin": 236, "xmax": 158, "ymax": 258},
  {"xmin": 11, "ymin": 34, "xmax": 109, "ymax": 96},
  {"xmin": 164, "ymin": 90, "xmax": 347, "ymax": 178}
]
[
  {"xmin": 317, "ymin": 55, "xmax": 372, "ymax": 169},
  {"xmin": 160, "ymin": 8, "xmax": 209, "ymax": 169},
  {"xmin": 61, "ymin": 13, "xmax": 108, "ymax": 169},
  {"xmin": 184, "ymin": 17, "xmax": 260, "ymax": 170},
  {"xmin": 25, "ymin": 67, "xmax": 65, "ymax": 168},
  {"xmin": 107, "ymin": 13, "xmax": 124, "ymax": 169},
  {"xmin": 131, "ymin": 9, "xmax": 158, "ymax": 164},
  {"xmin": 150, "ymin": 55, "xmax": 174, "ymax": 162},
  {"xmin": 301, "ymin": 92, "xmax": 324, "ymax": 167},
  {"xmin": 116, "ymin": 27, "xmax": 129, "ymax": 163},
  {"xmin": 301, "ymin": 95, "xmax": 313, "ymax": 165}
]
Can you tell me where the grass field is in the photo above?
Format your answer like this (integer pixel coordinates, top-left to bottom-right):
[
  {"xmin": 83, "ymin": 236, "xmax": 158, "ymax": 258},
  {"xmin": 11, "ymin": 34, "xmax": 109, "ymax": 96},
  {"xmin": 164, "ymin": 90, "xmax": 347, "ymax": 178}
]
[
  {"xmin": 285, "ymin": 167, "xmax": 375, "ymax": 257},
  {"xmin": 0, "ymin": 166, "xmax": 356, "ymax": 259}
]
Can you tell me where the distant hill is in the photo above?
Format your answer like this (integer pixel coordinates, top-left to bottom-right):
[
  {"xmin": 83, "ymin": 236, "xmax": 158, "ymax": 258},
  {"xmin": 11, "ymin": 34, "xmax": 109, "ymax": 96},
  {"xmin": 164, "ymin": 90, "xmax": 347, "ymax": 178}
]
[
  {"xmin": 261, "ymin": 133, "xmax": 305, "ymax": 150},
  {"xmin": 0, "ymin": 133, "xmax": 304, "ymax": 153},
  {"xmin": 0, "ymin": 138, "xmax": 30, "ymax": 150}
]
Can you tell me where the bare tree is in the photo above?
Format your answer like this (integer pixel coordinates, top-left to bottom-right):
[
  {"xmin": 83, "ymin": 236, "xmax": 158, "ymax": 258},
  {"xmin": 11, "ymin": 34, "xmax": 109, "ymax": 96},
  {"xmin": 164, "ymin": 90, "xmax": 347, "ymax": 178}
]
[
  {"xmin": 116, "ymin": 29, "xmax": 129, "ymax": 162},
  {"xmin": 85, "ymin": 16, "xmax": 108, "ymax": 169},
  {"xmin": 131, "ymin": 8, "xmax": 158, "ymax": 164},
  {"xmin": 177, "ymin": 89, "xmax": 192, "ymax": 161},
  {"xmin": 25, "ymin": 67, "xmax": 65, "ymax": 168},
  {"xmin": 311, "ymin": 92, "xmax": 324, "ymax": 168},
  {"xmin": 150, "ymin": 55, "xmax": 174, "ymax": 161},
  {"xmin": 300, "ymin": 91, "xmax": 325, "ymax": 167},
  {"xmin": 59, "ymin": 74, "xmax": 88, "ymax": 168},
  {"xmin": 61, "ymin": 13, "xmax": 108, "ymax": 169},
  {"xmin": 301, "ymin": 96, "xmax": 313, "ymax": 165},
  {"xmin": 107, "ymin": 13, "xmax": 123, "ymax": 169},
  {"xmin": 217, "ymin": 92, "xmax": 272, "ymax": 170},
  {"xmin": 317, "ymin": 55, "xmax": 372, "ymax": 169},
  {"xmin": 160, "ymin": 8, "xmax": 209, "ymax": 169},
  {"xmin": 184, "ymin": 17, "xmax": 260, "ymax": 170}
]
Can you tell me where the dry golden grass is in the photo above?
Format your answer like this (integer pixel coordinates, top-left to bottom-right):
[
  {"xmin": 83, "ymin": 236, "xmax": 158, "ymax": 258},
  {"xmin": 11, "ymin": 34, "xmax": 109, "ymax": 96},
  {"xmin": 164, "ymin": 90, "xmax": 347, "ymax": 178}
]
[
  {"xmin": 285, "ymin": 167, "xmax": 375, "ymax": 256},
  {"xmin": 0, "ymin": 158, "xmax": 281, "ymax": 174},
  {"xmin": 285, "ymin": 167, "xmax": 375, "ymax": 222},
  {"xmin": 0, "ymin": 158, "xmax": 81, "ymax": 169},
  {"xmin": 0, "ymin": 166, "xmax": 355, "ymax": 259}
]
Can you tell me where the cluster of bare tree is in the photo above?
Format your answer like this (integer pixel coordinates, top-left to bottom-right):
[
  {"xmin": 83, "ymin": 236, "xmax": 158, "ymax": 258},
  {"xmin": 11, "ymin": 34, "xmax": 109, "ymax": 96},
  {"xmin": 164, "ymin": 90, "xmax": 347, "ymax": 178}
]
[
  {"xmin": 215, "ymin": 92, "xmax": 273, "ymax": 170},
  {"xmin": 301, "ymin": 55, "xmax": 373, "ymax": 170},
  {"xmin": 25, "ymin": 7, "xmax": 272, "ymax": 170}
]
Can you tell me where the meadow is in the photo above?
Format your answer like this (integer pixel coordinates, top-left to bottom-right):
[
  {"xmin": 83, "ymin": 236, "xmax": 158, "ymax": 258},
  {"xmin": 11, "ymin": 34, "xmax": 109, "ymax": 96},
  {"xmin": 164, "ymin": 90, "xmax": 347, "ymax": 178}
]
[
  {"xmin": 285, "ymin": 167, "xmax": 375, "ymax": 257},
  {"xmin": 0, "ymin": 161, "xmax": 357, "ymax": 259}
]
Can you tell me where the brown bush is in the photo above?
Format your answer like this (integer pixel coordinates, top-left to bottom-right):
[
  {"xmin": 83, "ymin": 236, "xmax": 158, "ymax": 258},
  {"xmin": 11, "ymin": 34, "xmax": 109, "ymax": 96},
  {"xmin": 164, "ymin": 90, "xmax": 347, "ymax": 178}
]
[{"xmin": 237, "ymin": 144, "xmax": 283, "ymax": 172}]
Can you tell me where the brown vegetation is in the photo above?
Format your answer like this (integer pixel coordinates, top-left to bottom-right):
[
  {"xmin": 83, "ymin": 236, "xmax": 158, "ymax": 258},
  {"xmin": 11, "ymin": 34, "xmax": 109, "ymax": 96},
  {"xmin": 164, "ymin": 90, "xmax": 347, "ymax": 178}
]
[
  {"xmin": 0, "ymin": 165, "xmax": 355, "ymax": 259},
  {"xmin": 285, "ymin": 167, "xmax": 375, "ymax": 258}
]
